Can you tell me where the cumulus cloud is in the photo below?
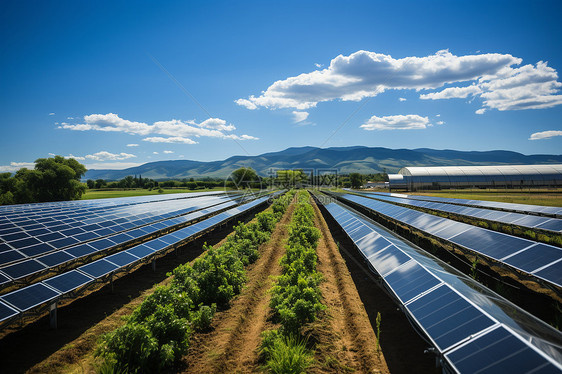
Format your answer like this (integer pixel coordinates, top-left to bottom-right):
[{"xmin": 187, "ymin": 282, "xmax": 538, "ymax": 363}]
[
  {"xmin": 420, "ymin": 85, "xmax": 482, "ymax": 100},
  {"xmin": 153, "ymin": 152, "xmax": 159, "ymax": 155},
  {"xmin": 163, "ymin": 150, "xmax": 174, "ymax": 154},
  {"xmin": 85, "ymin": 162, "xmax": 142, "ymax": 170},
  {"xmin": 236, "ymin": 49, "xmax": 562, "ymax": 114},
  {"xmin": 475, "ymin": 108, "xmax": 486, "ymax": 114},
  {"xmin": 49, "ymin": 113, "xmax": 55, "ymax": 116},
  {"xmin": 65, "ymin": 154, "xmax": 85, "ymax": 160},
  {"xmin": 143, "ymin": 136, "xmax": 198, "ymax": 144},
  {"xmin": 59, "ymin": 113, "xmax": 257, "ymax": 144},
  {"xmin": 85, "ymin": 151, "xmax": 136, "ymax": 161},
  {"xmin": 0, "ymin": 162, "xmax": 35, "ymax": 172},
  {"xmin": 292, "ymin": 111, "xmax": 309, "ymax": 123},
  {"xmin": 436, "ymin": 121, "xmax": 445, "ymax": 125},
  {"xmin": 127, "ymin": 143, "xmax": 139, "ymax": 147},
  {"xmin": 529, "ymin": 130, "xmax": 562, "ymax": 140},
  {"xmin": 360, "ymin": 114, "xmax": 430, "ymax": 131},
  {"xmin": 399, "ymin": 97, "xmax": 407, "ymax": 102},
  {"xmin": 315, "ymin": 63, "xmax": 324, "ymax": 68}
]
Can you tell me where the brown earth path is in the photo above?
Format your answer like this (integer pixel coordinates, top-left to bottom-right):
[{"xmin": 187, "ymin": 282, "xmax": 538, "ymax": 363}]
[
  {"xmin": 182, "ymin": 194, "xmax": 297, "ymax": 373},
  {"xmin": 309, "ymin": 196, "xmax": 389, "ymax": 374}
]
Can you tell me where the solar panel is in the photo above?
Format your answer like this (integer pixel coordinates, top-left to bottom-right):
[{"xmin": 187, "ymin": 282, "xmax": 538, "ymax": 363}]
[
  {"xmin": 43, "ymin": 270, "xmax": 94, "ymax": 293},
  {"xmin": 78, "ymin": 259, "xmax": 119, "ymax": 279},
  {"xmin": 105, "ymin": 252, "xmax": 138, "ymax": 267},
  {"xmin": 1, "ymin": 259, "xmax": 46, "ymax": 279},
  {"xmin": 0, "ymin": 300, "xmax": 19, "ymax": 322},
  {"xmin": 0, "ymin": 283, "xmax": 59, "ymax": 312},
  {"xmin": 323, "ymin": 200, "xmax": 562, "ymax": 373}
]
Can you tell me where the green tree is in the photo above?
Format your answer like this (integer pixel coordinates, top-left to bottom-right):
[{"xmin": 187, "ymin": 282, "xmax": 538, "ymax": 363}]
[
  {"xmin": 349, "ymin": 173, "xmax": 364, "ymax": 189},
  {"xmin": 230, "ymin": 167, "xmax": 258, "ymax": 189},
  {"xmin": 95, "ymin": 179, "xmax": 106, "ymax": 189},
  {"xmin": 86, "ymin": 179, "xmax": 95, "ymax": 189}
]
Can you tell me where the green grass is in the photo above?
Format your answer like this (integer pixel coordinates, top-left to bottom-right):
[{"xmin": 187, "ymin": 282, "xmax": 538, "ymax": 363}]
[
  {"xmin": 408, "ymin": 189, "xmax": 562, "ymax": 207},
  {"xmin": 81, "ymin": 187, "xmax": 236, "ymax": 200}
]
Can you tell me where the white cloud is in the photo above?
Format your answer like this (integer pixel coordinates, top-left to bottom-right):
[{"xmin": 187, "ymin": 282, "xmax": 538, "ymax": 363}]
[
  {"xmin": 67, "ymin": 117, "xmax": 74, "ymax": 120},
  {"xmin": 179, "ymin": 155, "xmax": 185, "ymax": 158},
  {"xmin": 399, "ymin": 97, "xmax": 407, "ymax": 102},
  {"xmin": 436, "ymin": 114, "xmax": 441, "ymax": 117},
  {"xmin": 85, "ymin": 151, "xmax": 136, "ymax": 161},
  {"xmin": 49, "ymin": 113, "xmax": 55, "ymax": 116},
  {"xmin": 163, "ymin": 150, "xmax": 174, "ymax": 154},
  {"xmin": 153, "ymin": 151, "xmax": 159, "ymax": 155},
  {"xmin": 292, "ymin": 111, "xmax": 309, "ymax": 123},
  {"xmin": 529, "ymin": 130, "xmax": 562, "ymax": 140},
  {"xmin": 234, "ymin": 98, "xmax": 258, "ymax": 110},
  {"xmin": 65, "ymin": 154, "xmax": 85, "ymax": 160},
  {"xmin": 127, "ymin": 143, "xmax": 139, "ymax": 147},
  {"xmin": 475, "ymin": 108, "xmax": 486, "ymax": 114},
  {"xmin": 360, "ymin": 114, "xmax": 430, "ymax": 131},
  {"xmin": 85, "ymin": 162, "xmax": 143, "ymax": 170},
  {"xmin": 436, "ymin": 121, "xmax": 445, "ymax": 125},
  {"xmin": 143, "ymin": 136, "xmax": 198, "ymax": 144},
  {"xmin": 0, "ymin": 162, "xmax": 35, "ymax": 172},
  {"xmin": 420, "ymin": 85, "xmax": 482, "ymax": 100},
  {"xmin": 315, "ymin": 63, "xmax": 324, "ymax": 68},
  {"xmin": 60, "ymin": 113, "xmax": 257, "ymax": 143},
  {"xmin": 236, "ymin": 49, "xmax": 562, "ymax": 114}
]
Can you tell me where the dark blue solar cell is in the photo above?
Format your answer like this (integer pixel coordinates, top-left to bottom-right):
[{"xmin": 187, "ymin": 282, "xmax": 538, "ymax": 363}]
[
  {"xmin": 47, "ymin": 224, "xmax": 72, "ymax": 232},
  {"xmin": 534, "ymin": 261, "xmax": 562, "ymax": 288},
  {"xmin": 37, "ymin": 232, "xmax": 64, "ymax": 242},
  {"xmin": 0, "ymin": 272, "xmax": 10, "ymax": 285},
  {"xmin": 1, "ymin": 259, "xmax": 45, "ymax": 279},
  {"xmin": 126, "ymin": 228, "xmax": 149, "ymax": 239},
  {"xmin": 37, "ymin": 251, "xmax": 74, "ymax": 267},
  {"xmin": 0, "ymin": 243, "xmax": 13, "ymax": 253},
  {"xmin": 407, "ymin": 285, "xmax": 495, "ymax": 350},
  {"xmin": 120, "ymin": 222, "xmax": 135, "ymax": 230},
  {"xmin": 0, "ymin": 250, "xmax": 25, "ymax": 266},
  {"xmin": 88, "ymin": 238, "xmax": 116, "ymax": 251},
  {"xmin": 9, "ymin": 236, "xmax": 41, "ymax": 249},
  {"xmin": 1, "ymin": 283, "xmax": 59, "ymax": 312},
  {"xmin": 0, "ymin": 300, "xmax": 18, "ymax": 322},
  {"xmin": 65, "ymin": 244, "xmax": 97, "ymax": 258},
  {"xmin": 59, "ymin": 227, "xmax": 85, "ymax": 236},
  {"xmin": 536, "ymin": 219, "xmax": 562, "ymax": 233},
  {"xmin": 80, "ymin": 223, "xmax": 102, "ymax": 231},
  {"xmin": 44, "ymin": 270, "xmax": 93, "ymax": 293},
  {"xmin": 107, "ymin": 224, "xmax": 126, "ymax": 232},
  {"xmin": 19, "ymin": 223, "xmax": 44, "ymax": 231},
  {"xmin": 384, "ymin": 261, "xmax": 441, "ymax": 303},
  {"xmin": 108, "ymin": 233, "xmax": 133, "ymax": 245},
  {"xmin": 106, "ymin": 252, "xmax": 138, "ymax": 267},
  {"xmin": 19, "ymin": 242, "xmax": 54, "ymax": 257},
  {"xmin": 431, "ymin": 222, "xmax": 469, "ymax": 240},
  {"xmin": 356, "ymin": 232, "xmax": 392, "ymax": 258},
  {"xmin": 367, "ymin": 245, "xmax": 411, "ymax": 276},
  {"xmin": 150, "ymin": 222, "xmax": 167, "ymax": 230},
  {"xmin": 0, "ymin": 227, "xmax": 19, "ymax": 237},
  {"xmin": 144, "ymin": 239, "xmax": 168, "ymax": 251},
  {"xmin": 73, "ymin": 231, "xmax": 100, "ymax": 242},
  {"xmin": 504, "ymin": 244, "xmax": 562, "ymax": 273},
  {"xmin": 1, "ymin": 232, "xmax": 29, "ymax": 242},
  {"xmin": 49, "ymin": 236, "xmax": 79, "ymax": 249},
  {"xmin": 158, "ymin": 235, "xmax": 180, "ymax": 246},
  {"xmin": 449, "ymin": 227, "xmax": 534, "ymax": 260},
  {"xmin": 26, "ymin": 228, "xmax": 50, "ymax": 236},
  {"xmin": 78, "ymin": 259, "xmax": 118, "ymax": 279},
  {"xmin": 97, "ymin": 220, "xmax": 116, "ymax": 228},
  {"xmin": 349, "ymin": 225, "xmax": 373, "ymax": 242},
  {"xmin": 93, "ymin": 227, "xmax": 114, "ymax": 236},
  {"xmin": 126, "ymin": 244, "xmax": 155, "ymax": 259},
  {"xmin": 445, "ymin": 326, "xmax": 560, "ymax": 374}
]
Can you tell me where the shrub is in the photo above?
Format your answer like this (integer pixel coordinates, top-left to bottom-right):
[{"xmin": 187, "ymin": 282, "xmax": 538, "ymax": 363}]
[
  {"xmin": 263, "ymin": 334, "xmax": 314, "ymax": 374},
  {"xmin": 191, "ymin": 304, "xmax": 217, "ymax": 331}
]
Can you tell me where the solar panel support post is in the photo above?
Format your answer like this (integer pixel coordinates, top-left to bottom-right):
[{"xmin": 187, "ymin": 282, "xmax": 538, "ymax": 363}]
[
  {"xmin": 152, "ymin": 259, "xmax": 156, "ymax": 271},
  {"xmin": 49, "ymin": 302, "xmax": 57, "ymax": 330},
  {"xmin": 110, "ymin": 272, "xmax": 114, "ymax": 294}
]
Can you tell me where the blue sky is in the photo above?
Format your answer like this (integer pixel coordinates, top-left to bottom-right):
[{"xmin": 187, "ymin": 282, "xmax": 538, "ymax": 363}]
[{"xmin": 1, "ymin": 0, "xmax": 561, "ymax": 171}]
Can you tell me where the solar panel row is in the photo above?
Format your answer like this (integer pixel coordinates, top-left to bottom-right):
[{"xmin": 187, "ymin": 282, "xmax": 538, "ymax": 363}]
[
  {"xmin": 323, "ymin": 201, "xmax": 562, "ymax": 374},
  {"xmin": 354, "ymin": 191, "xmax": 562, "ymax": 233},
  {"xmin": 0, "ymin": 195, "xmax": 273, "ymax": 327},
  {"xmin": 338, "ymin": 193, "xmax": 562, "ymax": 289},
  {"xmin": 358, "ymin": 190, "xmax": 562, "ymax": 218}
]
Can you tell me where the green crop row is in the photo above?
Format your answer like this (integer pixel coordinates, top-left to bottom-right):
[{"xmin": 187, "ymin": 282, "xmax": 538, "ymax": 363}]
[
  {"xmin": 95, "ymin": 191, "xmax": 294, "ymax": 373},
  {"xmin": 260, "ymin": 190, "xmax": 324, "ymax": 373}
]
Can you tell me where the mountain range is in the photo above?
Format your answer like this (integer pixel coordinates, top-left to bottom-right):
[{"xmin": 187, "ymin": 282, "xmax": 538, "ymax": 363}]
[{"xmin": 84, "ymin": 146, "xmax": 562, "ymax": 180}]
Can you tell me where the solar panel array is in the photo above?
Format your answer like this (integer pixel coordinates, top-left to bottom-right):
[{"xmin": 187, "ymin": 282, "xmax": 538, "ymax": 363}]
[
  {"xmin": 0, "ymin": 193, "xmax": 275, "ymax": 327},
  {"xmin": 354, "ymin": 191, "xmax": 562, "ymax": 234},
  {"xmin": 336, "ymin": 193, "xmax": 562, "ymax": 290},
  {"xmin": 323, "ymin": 201, "xmax": 562, "ymax": 373},
  {"xmin": 360, "ymin": 190, "xmax": 562, "ymax": 218},
  {"xmin": 0, "ymin": 193, "xmax": 246, "ymax": 289}
]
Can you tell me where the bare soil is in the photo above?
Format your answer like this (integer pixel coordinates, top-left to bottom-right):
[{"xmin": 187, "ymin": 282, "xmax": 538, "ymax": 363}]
[{"xmin": 308, "ymin": 198, "xmax": 389, "ymax": 374}]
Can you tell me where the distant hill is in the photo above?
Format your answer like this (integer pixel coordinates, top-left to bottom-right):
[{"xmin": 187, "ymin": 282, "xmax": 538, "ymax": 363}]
[{"xmin": 84, "ymin": 146, "xmax": 562, "ymax": 180}]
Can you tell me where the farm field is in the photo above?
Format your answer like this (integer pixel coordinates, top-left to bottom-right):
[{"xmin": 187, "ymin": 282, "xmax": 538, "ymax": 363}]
[
  {"xmin": 81, "ymin": 187, "xmax": 237, "ymax": 200},
  {"xmin": 0, "ymin": 189, "xmax": 561, "ymax": 373}
]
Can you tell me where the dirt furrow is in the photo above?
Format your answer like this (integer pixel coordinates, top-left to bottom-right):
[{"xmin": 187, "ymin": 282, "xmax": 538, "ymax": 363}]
[
  {"xmin": 183, "ymin": 196, "xmax": 296, "ymax": 373},
  {"xmin": 310, "ymin": 197, "xmax": 390, "ymax": 374}
]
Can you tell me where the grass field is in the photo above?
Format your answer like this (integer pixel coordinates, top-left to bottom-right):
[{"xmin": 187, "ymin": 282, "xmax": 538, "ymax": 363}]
[
  {"xmin": 406, "ymin": 189, "xmax": 562, "ymax": 207},
  {"xmin": 81, "ymin": 187, "xmax": 235, "ymax": 200}
]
